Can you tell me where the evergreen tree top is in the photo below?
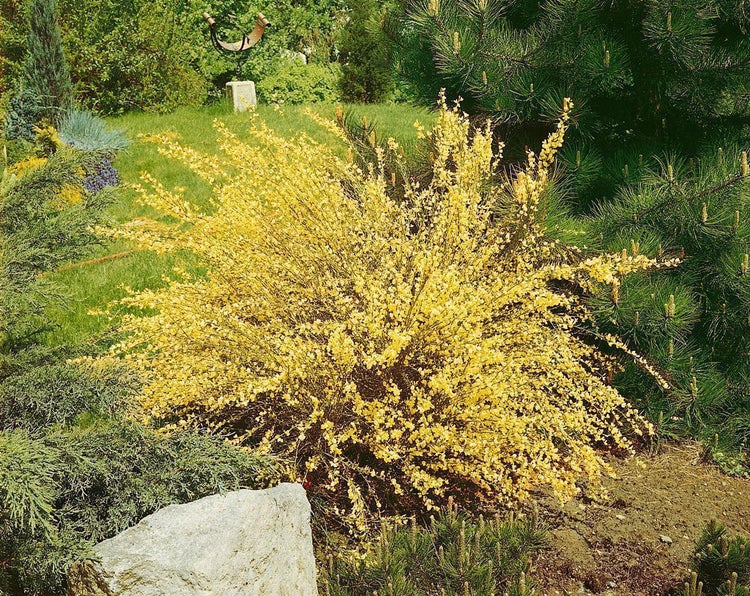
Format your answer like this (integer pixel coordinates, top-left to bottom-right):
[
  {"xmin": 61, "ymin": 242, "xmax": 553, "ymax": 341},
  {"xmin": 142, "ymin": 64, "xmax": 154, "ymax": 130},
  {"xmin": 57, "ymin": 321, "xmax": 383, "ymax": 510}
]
[
  {"xmin": 23, "ymin": 0, "xmax": 73, "ymax": 123},
  {"xmin": 392, "ymin": 0, "xmax": 750, "ymax": 158}
]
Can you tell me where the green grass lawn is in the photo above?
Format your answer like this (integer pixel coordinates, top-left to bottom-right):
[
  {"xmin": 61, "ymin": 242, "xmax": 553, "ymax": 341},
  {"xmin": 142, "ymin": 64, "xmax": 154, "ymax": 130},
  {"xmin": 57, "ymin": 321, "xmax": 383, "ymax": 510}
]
[{"xmin": 44, "ymin": 101, "xmax": 435, "ymax": 346}]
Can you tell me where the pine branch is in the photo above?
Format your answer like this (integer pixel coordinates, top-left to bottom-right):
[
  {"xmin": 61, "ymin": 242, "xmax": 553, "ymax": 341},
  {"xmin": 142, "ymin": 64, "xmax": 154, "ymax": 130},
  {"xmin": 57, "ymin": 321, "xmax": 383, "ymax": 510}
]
[{"xmin": 637, "ymin": 171, "xmax": 748, "ymax": 222}]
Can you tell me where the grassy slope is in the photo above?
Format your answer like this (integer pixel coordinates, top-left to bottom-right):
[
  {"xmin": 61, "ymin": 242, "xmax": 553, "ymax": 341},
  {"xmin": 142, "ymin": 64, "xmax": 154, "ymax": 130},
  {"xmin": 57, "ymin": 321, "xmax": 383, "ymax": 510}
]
[{"xmin": 44, "ymin": 101, "xmax": 434, "ymax": 346}]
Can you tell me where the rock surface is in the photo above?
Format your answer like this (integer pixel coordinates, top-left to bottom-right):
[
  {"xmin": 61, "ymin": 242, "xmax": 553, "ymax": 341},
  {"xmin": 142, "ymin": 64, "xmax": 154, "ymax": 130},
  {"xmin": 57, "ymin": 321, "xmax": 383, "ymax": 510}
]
[{"xmin": 67, "ymin": 483, "xmax": 317, "ymax": 595}]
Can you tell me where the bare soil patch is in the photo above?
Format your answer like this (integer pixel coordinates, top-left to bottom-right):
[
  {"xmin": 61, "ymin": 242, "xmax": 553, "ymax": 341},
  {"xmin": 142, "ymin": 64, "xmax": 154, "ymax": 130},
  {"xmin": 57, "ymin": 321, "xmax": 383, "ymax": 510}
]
[{"xmin": 532, "ymin": 441, "xmax": 750, "ymax": 594}]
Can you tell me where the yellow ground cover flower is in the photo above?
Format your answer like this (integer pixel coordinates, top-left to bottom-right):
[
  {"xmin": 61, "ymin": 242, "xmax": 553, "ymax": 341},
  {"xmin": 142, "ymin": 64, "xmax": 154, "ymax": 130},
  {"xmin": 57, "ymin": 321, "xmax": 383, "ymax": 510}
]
[
  {"xmin": 57, "ymin": 184, "xmax": 84, "ymax": 207},
  {"xmin": 9, "ymin": 156, "xmax": 48, "ymax": 177},
  {"xmin": 108, "ymin": 98, "xmax": 668, "ymax": 530}
]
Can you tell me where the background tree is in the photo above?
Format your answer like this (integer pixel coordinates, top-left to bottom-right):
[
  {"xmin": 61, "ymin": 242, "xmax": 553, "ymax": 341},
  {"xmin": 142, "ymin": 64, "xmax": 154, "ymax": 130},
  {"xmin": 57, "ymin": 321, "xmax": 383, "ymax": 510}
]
[
  {"xmin": 338, "ymin": 0, "xmax": 395, "ymax": 102},
  {"xmin": 56, "ymin": 0, "xmax": 211, "ymax": 114},
  {"xmin": 2, "ymin": 0, "xmax": 354, "ymax": 114},
  {"xmin": 0, "ymin": 0, "xmax": 30, "ymax": 96},
  {"xmin": 22, "ymin": 0, "xmax": 72, "ymax": 122}
]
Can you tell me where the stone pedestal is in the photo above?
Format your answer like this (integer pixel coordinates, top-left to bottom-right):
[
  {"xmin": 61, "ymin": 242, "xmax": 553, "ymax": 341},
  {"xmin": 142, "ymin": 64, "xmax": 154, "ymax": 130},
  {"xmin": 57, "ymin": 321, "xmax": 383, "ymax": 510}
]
[{"xmin": 226, "ymin": 80, "xmax": 257, "ymax": 112}]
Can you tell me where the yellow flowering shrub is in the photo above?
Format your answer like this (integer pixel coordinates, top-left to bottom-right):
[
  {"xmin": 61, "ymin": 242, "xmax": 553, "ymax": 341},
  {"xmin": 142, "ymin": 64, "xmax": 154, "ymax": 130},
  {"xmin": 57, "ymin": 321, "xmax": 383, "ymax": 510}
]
[{"xmin": 108, "ymin": 100, "xmax": 667, "ymax": 528}]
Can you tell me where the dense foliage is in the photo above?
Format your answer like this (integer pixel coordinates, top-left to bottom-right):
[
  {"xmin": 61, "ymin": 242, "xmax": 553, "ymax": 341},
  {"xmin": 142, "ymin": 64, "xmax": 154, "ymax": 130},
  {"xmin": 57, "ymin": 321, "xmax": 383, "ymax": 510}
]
[
  {"xmin": 0, "ymin": 0, "xmax": 29, "ymax": 96},
  {"xmin": 257, "ymin": 62, "xmax": 342, "ymax": 104},
  {"xmin": 338, "ymin": 0, "xmax": 395, "ymax": 103},
  {"xmin": 1, "ymin": 0, "xmax": 350, "ymax": 114},
  {"xmin": 57, "ymin": 0, "xmax": 216, "ymax": 114},
  {"xmin": 0, "ymin": 128, "xmax": 273, "ymax": 594},
  {"xmin": 105, "ymin": 100, "xmax": 672, "ymax": 532},
  {"xmin": 390, "ymin": 0, "xmax": 750, "ymax": 192}
]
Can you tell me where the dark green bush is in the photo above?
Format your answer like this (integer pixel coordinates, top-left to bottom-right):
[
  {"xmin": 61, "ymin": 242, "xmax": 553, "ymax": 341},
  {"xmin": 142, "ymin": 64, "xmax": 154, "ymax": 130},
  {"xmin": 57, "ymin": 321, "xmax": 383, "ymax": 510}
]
[
  {"xmin": 3, "ymin": 87, "xmax": 47, "ymax": 141},
  {"xmin": 390, "ymin": 0, "xmax": 750, "ymax": 188},
  {"xmin": 0, "ymin": 358, "xmax": 135, "ymax": 432},
  {"xmin": 583, "ymin": 148, "xmax": 750, "ymax": 463},
  {"xmin": 0, "ymin": 415, "xmax": 274, "ymax": 594},
  {"xmin": 338, "ymin": 0, "xmax": 394, "ymax": 103}
]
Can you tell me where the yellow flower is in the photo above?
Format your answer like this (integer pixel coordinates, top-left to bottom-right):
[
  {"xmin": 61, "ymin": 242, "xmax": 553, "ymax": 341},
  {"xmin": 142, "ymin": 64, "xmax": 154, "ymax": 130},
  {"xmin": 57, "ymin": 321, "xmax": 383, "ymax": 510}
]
[
  {"xmin": 59, "ymin": 184, "xmax": 84, "ymax": 206},
  {"xmin": 9, "ymin": 156, "xmax": 47, "ymax": 177}
]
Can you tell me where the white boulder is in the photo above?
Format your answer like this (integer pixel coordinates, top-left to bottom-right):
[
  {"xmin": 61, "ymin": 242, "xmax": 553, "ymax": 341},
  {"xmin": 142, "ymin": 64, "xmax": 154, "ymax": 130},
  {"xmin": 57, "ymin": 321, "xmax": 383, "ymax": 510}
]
[{"xmin": 67, "ymin": 483, "xmax": 318, "ymax": 595}]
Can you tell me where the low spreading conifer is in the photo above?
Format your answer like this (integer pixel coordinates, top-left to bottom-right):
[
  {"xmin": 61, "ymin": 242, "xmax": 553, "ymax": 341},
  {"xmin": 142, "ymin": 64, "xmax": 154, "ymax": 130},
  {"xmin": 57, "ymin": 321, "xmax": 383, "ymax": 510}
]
[{"xmin": 0, "ymin": 129, "xmax": 272, "ymax": 593}]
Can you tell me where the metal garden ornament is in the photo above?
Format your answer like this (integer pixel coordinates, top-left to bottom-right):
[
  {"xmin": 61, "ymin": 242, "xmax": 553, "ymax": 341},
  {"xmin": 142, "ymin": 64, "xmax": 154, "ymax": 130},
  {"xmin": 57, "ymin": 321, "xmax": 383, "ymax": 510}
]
[{"xmin": 202, "ymin": 11, "xmax": 271, "ymax": 79}]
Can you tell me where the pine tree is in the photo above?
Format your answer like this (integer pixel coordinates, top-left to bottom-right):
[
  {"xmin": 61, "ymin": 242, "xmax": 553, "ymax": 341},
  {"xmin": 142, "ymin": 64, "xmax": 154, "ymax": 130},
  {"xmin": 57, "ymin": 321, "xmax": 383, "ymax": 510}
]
[
  {"xmin": 390, "ymin": 0, "xmax": 750, "ymax": 205},
  {"xmin": 586, "ymin": 149, "xmax": 750, "ymax": 455},
  {"xmin": 389, "ymin": 0, "xmax": 750, "ymax": 464},
  {"xmin": 22, "ymin": 0, "xmax": 73, "ymax": 123}
]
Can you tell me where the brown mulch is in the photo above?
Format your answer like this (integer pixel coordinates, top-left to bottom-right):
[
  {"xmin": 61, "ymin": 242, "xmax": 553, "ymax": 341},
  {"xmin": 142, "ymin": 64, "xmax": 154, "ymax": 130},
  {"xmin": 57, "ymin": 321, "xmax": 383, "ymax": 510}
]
[{"xmin": 531, "ymin": 442, "xmax": 750, "ymax": 595}]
